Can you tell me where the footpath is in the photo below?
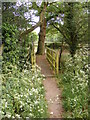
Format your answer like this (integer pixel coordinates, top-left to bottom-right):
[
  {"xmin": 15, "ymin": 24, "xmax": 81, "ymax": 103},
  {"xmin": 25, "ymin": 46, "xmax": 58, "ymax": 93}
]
[{"xmin": 36, "ymin": 55, "xmax": 64, "ymax": 118}]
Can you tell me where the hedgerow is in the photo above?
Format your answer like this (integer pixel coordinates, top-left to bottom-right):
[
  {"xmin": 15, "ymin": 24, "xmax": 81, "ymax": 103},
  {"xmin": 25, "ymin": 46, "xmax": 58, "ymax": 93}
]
[
  {"xmin": 58, "ymin": 46, "xmax": 88, "ymax": 118},
  {"xmin": 1, "ymin": 23, "xmax": 48, "ymax": 119}
]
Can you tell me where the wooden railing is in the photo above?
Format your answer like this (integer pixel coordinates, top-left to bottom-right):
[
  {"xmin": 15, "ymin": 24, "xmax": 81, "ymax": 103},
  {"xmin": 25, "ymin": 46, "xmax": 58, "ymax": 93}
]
[{"xmin": 46, "ymin": 47, "xmax": 59, "ymax": 74}]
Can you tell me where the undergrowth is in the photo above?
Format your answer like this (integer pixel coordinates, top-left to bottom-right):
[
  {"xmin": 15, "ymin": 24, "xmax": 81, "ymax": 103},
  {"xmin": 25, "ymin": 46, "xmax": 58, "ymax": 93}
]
[
  {"xmin": 57, "ymin": 46, "xmax": 88, "ymax": 118},
  {"xmin": 1, "ymin": 23, "xmax": 48, "ymax": 119}
]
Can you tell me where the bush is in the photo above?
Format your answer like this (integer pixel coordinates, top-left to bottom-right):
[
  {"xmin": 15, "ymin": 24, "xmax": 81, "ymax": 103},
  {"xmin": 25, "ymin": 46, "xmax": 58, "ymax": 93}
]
[
  {"xmin": 2, "ymin": 23, "xmax": 20, "ymax": 64},
  {"xmin": 1, "ymin": 23, "xmax": 48, "ymax": 119},
  {"xmin": 2, "ymin": 23, "xmax": 33, "ymax": 69},
  {"xmin": 1, "ymin": 63, "xmax": 48, "ymax": 119},
  {"xmin": 58, "ymin": 46, "xmax": 88, "ymax": 118}
]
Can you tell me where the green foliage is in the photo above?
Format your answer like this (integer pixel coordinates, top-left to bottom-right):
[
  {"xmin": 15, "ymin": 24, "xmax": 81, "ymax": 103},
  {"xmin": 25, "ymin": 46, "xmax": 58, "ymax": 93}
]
[
  {"xmin": 2, "ymin": 23, "xmax": 34, "ymax": 69},
  {"xmin": 58, "ymin": 46, "xmax": 88, "ymax": 118},
  {"xmin": 46, "ymin": 32, "xmax": 63, "ymax": 43},
  {"xmin": 63, "ymin": 2, "xmax": 88, "ymax": 57},
  {"xmin": 26, "ymin": 32, "xmax": 38, "ymax": 43},
  {"xmin": 1, "ymin": 63, "xmax": 48, "ymax": 119},
  {"xmin": 2, "ymin": 23, "xmax": 20, "ymax": 64},
  {"xmin": 2, "ymin": 23, "xmax": 48, "ymax": 119},
  {"xmin": 48, "ymin": 2, "xmax": 88, "ymax": 57},
  {"xmin": 18, "ymin": 32, "xmax": 38, "ymax": 69},
  {"xmin": 2, "ymin": 2, "xmax": 31, "ymax": 31},
  {"xmin": 59, "ymin": 52, "xmax": 69, "ymax": 72}
]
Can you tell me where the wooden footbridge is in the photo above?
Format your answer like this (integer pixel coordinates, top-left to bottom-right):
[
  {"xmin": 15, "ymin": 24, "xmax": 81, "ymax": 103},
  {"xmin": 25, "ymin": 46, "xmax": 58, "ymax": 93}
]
[
  {"xmin": 31, "ymin": 45, "xmax": 60, "ymax": 75},
  {"xmin": 30, "ymin": 44, "xmax": 64, "ymax": 118}
]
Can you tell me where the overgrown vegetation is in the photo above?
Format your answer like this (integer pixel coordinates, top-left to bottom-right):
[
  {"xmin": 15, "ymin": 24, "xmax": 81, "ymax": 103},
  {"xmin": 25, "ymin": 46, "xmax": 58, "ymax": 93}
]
[
  {"xmin": 1, "ymin": 1, "xmax": 89, "ymax": 119},
  {"xmin": 1, "ymin": 23, "xmax": 48, "ymax": 119},
  {"xmin": 2, "ymin": 23, "xmax": 20, "ymax": 65},
  {"xmin": 1, "ymin": 64, "xmax": 48, "ymax": 118},
  {"xmin": 57, "ymin": 46, "xmax": 88, "ymax": 118}
]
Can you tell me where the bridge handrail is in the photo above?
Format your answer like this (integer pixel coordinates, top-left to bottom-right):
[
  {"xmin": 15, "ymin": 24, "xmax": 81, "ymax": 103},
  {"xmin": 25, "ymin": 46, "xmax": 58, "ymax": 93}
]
[{"xmin": 46, "ymin": 47, "xmax": 59, "ymax": 74}]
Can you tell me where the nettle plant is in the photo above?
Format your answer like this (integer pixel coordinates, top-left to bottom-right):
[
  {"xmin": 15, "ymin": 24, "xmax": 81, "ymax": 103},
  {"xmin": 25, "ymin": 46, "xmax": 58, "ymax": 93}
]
[{"xmin": 61, "ymin": 46, "xmax": 88, "ymax": 118}]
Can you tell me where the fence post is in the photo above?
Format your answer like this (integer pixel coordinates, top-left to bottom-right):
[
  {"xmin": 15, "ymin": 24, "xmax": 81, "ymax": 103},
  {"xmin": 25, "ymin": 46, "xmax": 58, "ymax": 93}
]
[{"xmin": 46, "ymin": 47, "xmax": 47, "ymax": 59}]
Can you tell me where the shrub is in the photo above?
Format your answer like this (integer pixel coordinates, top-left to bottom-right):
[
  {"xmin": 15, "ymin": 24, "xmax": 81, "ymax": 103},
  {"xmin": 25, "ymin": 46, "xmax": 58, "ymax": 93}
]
[
  {"xmin": 1, "ymin": 23, "xmax": 48, "ymax": 119},
  {"xmin": 58, "ymin": 46, "xmax": 88, "ymax": 118},
  {"xmin": 1, "ymin": 63, "xmax": 48, "ymax": 119},
  {"xmin": 2, "ymin": 23, "xmax": 20, "ymax": 65}
]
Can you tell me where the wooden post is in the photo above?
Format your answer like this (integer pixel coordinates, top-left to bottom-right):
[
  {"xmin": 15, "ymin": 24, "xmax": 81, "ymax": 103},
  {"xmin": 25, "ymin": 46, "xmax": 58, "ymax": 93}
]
[
  {"xmin": 52, "ymin": 51, "xmax": 53, "ymax": 70},
  {"xmin": 46, "ymin": 47, "xmax": 47, "ymax": 59}
]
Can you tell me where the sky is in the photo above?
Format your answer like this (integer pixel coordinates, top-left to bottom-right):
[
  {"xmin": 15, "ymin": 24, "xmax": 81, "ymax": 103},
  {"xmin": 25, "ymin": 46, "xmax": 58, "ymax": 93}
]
[
  {"xmin": 34, "ymin": 27, "xmax": 40, "ymax": 34},
  {"xmin": 15, "ymin": 0, "xmax": 88, "ymax": 34},
  {"xmin": 16, "ymin": 0, "xmax": 40, "ymax": 34}
]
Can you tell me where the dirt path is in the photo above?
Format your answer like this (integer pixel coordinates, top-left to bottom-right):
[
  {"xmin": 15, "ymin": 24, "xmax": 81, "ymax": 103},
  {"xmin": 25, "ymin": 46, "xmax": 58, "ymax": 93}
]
[{"xmin": 36, "ymin": 55, "xmax": 64, "ymax": 118}]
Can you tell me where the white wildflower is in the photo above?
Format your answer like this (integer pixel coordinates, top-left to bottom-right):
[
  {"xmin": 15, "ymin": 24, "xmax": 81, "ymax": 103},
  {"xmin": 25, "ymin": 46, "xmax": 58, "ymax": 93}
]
[{"xmin": 50, "ymin": 112, "xmax": 53, "ymax": 115}]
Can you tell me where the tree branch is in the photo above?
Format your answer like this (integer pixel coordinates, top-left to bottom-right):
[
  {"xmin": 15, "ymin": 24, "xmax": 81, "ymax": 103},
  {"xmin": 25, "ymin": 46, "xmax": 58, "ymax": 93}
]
[
  {"xmin": 52, "ymin": 23, "xmax": 68, "ymax": 40},
  {"xmin": 20, "ymin": 2, "xmax": 47, "ymax": 38},
  {"xmin": 20, "ymin": 22, "xmax": 41, "ymax": 37},
  {"xmin": 74, "ymin": 22, "xmax": 87, "ymax": 40}
]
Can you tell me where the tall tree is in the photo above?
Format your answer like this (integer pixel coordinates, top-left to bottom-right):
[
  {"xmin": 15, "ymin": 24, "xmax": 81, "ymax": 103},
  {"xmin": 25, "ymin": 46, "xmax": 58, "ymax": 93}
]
[
  {"xmin": 3, "ymin": 2, "xmax": 87, "ymax": 56},
  {"xmin": 2, "ymin": 2, "xmax": 31, "ymax": 31},
  {"xmin": 48, "ymin": 2, "xmax": 88, "ymax": 57},
  {"xmin": 36, "ymin": 2, "xmax": 47, "ymax": 54},
  {"xmin": 20, "ymin": 2, "xmax": 62, "ymax": 55},
  {"xmin": 20, "ymin": 1, "xmax": 48, "ymax": 55},
  {"xmin": 37, "ymin": 2, "xmax": 62, "ymax": 54}
]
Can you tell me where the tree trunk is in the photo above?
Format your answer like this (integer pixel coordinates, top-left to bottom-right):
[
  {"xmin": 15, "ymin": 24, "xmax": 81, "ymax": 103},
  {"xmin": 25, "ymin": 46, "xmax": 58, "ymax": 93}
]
[
  {"xmin": 37, "ymin": 18, "xmax": 46, "ymax": 55},
  {"xmin": 36, "ymin": 2, "xmax": 47, "ymax": 55}
]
